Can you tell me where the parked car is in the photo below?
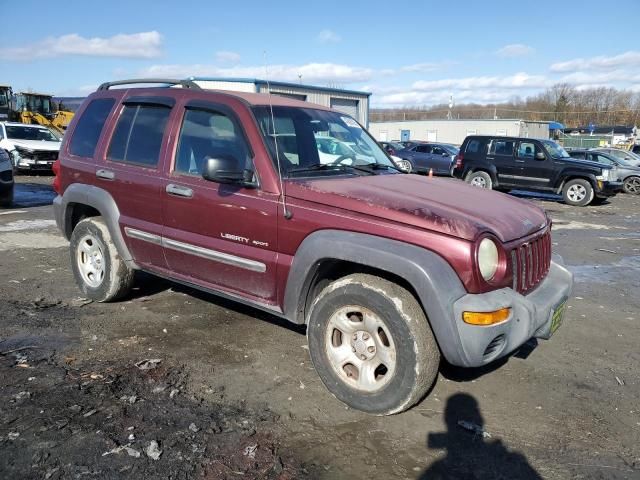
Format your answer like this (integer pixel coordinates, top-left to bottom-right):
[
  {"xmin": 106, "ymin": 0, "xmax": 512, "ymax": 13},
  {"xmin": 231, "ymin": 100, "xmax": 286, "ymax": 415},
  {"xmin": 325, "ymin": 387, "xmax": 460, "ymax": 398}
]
[
  {"xmin": 569, "ymin": 149, "xmax": 640, "ymax": 195},
  {"xmin": 0, "ymin": 122, "xmax": 61, "ymax": 172},
  {"xmin": 452, "ymin": 136, "xmax": 623, "ymax": 206},
  {"xmin": 632, "ymin": 144, "xmax": 640, "ymax": 155},
  {"xmin": 0, "ymin": 148, "xmax": 14, "ymax": 206},
  {"xmin": 397, "ymin": 142, "xmax": 459, "ymax": 175},
  {"xmin": 590, "ymin": 147, "xmax": 640, "ymax": 167},
  {"xmin": 380, "ymin": 141, "xmax": 404, "ymax": 156},
  {"xmin": 53, "ymin": 79, "xmax": 573, "ymax": 415}
]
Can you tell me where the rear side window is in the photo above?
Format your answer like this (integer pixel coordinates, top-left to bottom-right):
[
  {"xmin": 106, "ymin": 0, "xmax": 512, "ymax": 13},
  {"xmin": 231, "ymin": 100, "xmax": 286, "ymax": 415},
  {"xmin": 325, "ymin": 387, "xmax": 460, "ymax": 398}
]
[
  {"xmin": 107, "ymin": 104, "xmax": 171, "ymax": 167},
  {"xmin": 69, "ymin": 98, "xmax": 115, "ymax": 158},
  {"xmin": 489, "ymin": 140, "xmax": 514, "ymax": 156},
  {"xmin": 466, "ymin": 139, "xmax": 481, "ymax": 154}
]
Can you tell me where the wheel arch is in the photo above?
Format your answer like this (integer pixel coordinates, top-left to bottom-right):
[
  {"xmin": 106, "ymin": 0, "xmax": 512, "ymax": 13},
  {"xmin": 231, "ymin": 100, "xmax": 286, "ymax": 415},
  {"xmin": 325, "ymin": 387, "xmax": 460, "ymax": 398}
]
[
  {"xmin": 283, "ymin": 230, "xmax": 469, "ymax": 366},
  {"xmin": 55, "ymin": 183, "xmax": 137, "ymax": 268}
]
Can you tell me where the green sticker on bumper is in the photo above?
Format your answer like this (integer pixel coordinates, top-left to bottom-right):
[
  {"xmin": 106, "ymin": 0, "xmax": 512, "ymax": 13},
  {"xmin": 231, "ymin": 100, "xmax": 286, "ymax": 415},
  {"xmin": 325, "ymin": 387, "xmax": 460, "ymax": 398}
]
[{"xmin": 550, "ymin": 300, "xmax": 566, "ymax": 335}]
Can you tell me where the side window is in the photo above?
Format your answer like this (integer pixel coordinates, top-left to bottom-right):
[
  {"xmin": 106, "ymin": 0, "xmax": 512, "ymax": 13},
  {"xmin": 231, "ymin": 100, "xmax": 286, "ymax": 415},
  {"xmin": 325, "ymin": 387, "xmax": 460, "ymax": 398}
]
[
  {"xmin": 593, "ymin": 154, "xmax": 614, "ymax": 165},
  {"xmin": 175, "ymin": 108, "xmax": 250, "ymax": 176},
  {"xmin": 107, "ymin": 104, "xmax": 171, "ymax": 167},
  {"xmin": 517, "ymin": 142, "xmax": 536, "ymax": 158},
  {"xmin": 69, "ymin": 98, "xmax": 115, "ymax": 158},
  {"xmin": 570, "ymin": 152, "xmax": 586, "ymax": 159},
  {"xmin": 432, "ymin": 146, "xmax": 445, "ymax": 155},
  {"xmin": 466, "ymin": 140, "xmax": 480, "ymax": 154},
  {"xmin": 416, "ymin": 145, "xmax": 431, "ymax": 153},
  {"xmin": 489, "ymin": 140, "xmax": 514, "ymax": 156}
]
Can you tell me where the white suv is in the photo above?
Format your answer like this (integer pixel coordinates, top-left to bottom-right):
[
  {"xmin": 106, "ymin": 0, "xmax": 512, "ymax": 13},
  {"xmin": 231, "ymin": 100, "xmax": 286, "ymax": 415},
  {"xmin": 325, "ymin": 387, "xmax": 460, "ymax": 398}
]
[{"xmin": 0, "ymin": 122, "xmax": 62, "ymax": 172}]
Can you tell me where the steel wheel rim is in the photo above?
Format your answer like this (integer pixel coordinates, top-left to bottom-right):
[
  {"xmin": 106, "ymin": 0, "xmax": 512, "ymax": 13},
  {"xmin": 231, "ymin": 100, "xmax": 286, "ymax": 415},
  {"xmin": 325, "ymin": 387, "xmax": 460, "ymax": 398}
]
[
  {"xmin": 567, "ymin": 184, "xmax": 587, "ymax": 202},
  {"xmin": 470, "ymin": 175, "xmax": 487, "ymax": 188},
  {"xmin": 626, "ymin": 177, "xmax": 640, "ymax": 194},
  {"xmin": 76, "ymin": 234, "xmax": 105, "ymax": 288},
  {"xmin": 324, "ymin": 305, "xmax": 397, "ymax": 393}
]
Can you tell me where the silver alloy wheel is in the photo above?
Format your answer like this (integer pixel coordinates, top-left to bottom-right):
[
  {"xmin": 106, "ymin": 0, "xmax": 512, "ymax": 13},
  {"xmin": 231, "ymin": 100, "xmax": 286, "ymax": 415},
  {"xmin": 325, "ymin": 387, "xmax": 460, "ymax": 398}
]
[
  {"xmin": 325, "ymin": 305, "xmax": 397, "ymax": 392},
  {"xmin": 470, "ymin": 175, "xmax": 487, "ymax": 188},
  {"xmin": 76, "ymin": 233, "xmax": 105, "ymax": 288},
  {"xmin": 567, "ymin": 184, "xmax": 587, "ymax": 202},
  {"xmin": 625, "ymin": 177, "xmax": 640, "ymax": 194}
]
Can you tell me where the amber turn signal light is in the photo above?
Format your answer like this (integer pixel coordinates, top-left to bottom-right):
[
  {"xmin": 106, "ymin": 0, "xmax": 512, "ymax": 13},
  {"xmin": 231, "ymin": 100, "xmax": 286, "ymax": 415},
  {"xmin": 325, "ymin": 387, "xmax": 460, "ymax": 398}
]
[{"xmin": 462, "ymin": 307, "xmax": 511, "ymax": 326}]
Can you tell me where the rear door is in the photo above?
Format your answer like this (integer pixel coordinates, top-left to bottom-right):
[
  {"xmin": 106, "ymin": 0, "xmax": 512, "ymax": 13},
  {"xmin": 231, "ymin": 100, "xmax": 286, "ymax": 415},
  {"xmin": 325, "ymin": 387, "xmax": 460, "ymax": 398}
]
[
  {"xmin": 161, "ymin": 99, "xmax": 279, "ymax": 303},
  {"xmin": 96, "ymin": 94, "xmax": 175, "ymax": 269},
  {"xmin": 487, "ymin": 138, "xmax": 518, "ymax": 185}
]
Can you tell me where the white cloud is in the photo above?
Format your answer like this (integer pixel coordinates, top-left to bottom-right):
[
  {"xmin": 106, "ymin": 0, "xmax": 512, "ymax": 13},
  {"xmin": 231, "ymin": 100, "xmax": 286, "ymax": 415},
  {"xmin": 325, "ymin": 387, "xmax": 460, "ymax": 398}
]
[
  {"xmin": 496, "ymin": 44, "xmax": 535, "ymax": 57},
  {"xmin": 141, "ymin": 62, "xmax": 373, "ymax": 84},
  {"xmin": 559, "ymin": 70, "xmax": 627, "ymax": 85},
  {"xmin": 215, "ymin": 51, "xmax": 241, "ymax": 64},
  {"xmin": 550, "ymin": 50, "xmax": 640, "ymax": 72},
  {"xmin": 412, "ymin": 72, "xmax": 549, "ymax": 91},
  {"xmin": 0, "ymin": 31, "xmax": 162, "ymax": 60},
  {"xmin": 316, "ymin": 29, "xmax": 341, "ymax": 44},
  {"xmin": 401, "ymin": 62, "xmax": 455, "ymax": 73}
]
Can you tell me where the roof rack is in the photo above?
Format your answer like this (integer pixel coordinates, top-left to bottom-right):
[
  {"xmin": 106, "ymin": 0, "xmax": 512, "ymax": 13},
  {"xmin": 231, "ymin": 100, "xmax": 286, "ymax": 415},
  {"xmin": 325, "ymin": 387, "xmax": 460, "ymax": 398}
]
[{"xmin": 97, "ymin": 78, "xmax": 201, "ymax": 91}]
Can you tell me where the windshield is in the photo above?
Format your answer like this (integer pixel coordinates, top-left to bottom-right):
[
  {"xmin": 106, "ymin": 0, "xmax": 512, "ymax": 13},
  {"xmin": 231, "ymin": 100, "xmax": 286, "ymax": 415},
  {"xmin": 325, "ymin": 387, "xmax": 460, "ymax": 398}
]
[
  {"xmin": 253, "ymin": 106, "xmax": 397, "ymax": 177},
  {"xmin": 6, "ymin": 125, "xmax": 59, "ymax": 141},
  {"xmin": 542, "ymin": 140, "xmax": 570, "ymax": 159}
]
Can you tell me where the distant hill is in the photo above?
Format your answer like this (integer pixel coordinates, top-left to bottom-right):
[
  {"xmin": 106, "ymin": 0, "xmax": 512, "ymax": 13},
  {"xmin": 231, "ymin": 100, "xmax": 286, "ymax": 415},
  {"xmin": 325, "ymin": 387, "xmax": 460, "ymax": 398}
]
[{"xmin": 53, "ymin": 97, "xmax": 86, "ymax": 112}]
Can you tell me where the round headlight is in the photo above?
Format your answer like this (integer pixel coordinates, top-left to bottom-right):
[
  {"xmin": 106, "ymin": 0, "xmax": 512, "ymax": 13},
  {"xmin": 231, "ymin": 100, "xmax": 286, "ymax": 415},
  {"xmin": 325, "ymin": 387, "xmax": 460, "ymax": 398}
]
[{"xmin": 478, "ymin": 238, "xmax": 499, "ymax": 281}]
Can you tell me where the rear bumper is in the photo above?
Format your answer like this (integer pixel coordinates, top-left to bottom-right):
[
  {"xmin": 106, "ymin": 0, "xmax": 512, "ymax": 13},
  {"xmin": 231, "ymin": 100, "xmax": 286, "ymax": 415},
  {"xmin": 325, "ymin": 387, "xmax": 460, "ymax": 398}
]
[
  {"xmin": 447, "ymin": 256, "xmax": 573, "ymax": 367},
  {"xmin": 595, "ymin": 180, "xmax": 623, "ymax": 197}
]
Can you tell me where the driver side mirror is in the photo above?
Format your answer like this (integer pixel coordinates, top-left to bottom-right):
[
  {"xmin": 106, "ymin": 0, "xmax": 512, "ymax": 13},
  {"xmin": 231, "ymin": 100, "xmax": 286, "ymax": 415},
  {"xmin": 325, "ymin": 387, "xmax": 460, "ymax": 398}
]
[
  {"xmin": 202, "ymin": 156, "xmax": 254, "ymax": 186},
  {"xmin": 441, "ymin": 152, "xmax": 449, "ymax": 156},
  {"xmin": 535, "ymin": 152, "xmax": 546, "ymax": 160}
]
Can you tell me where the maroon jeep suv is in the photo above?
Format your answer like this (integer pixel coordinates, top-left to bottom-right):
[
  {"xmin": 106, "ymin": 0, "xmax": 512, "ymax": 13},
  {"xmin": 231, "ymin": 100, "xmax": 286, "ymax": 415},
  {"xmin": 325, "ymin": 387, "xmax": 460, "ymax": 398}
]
[{"xmin": 53, "ymin": 79, "xmax": 573, "ymax": 415}]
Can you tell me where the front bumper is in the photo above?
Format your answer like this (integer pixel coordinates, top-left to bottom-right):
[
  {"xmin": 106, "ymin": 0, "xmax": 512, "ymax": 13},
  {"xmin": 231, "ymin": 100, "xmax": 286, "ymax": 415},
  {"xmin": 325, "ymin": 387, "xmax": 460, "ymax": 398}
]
[
  {"xmin": 595, "ymin": 180, "xmax": 623, "ymax": 197},
  {"xmin": 449, "ymin": 257, "xmax": 573, "ymax": 367}
]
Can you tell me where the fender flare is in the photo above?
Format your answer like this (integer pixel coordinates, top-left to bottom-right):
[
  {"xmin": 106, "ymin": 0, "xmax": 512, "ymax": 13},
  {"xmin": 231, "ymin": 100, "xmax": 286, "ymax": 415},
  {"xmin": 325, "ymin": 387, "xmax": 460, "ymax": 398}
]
[
  {"xmin": 466, "ymin": 165, "xmax": 498, "ymax": 185},
  {"xmin": 282, "ymin": 230, "xmax": 469, "ymax": 365},
  {"xmin": 54, "ymin": 183, "xmax": 137, "ymax": 269},
  {"xmin": 556, "ymin": 172, "xmax": 598, "ymax": 194}
]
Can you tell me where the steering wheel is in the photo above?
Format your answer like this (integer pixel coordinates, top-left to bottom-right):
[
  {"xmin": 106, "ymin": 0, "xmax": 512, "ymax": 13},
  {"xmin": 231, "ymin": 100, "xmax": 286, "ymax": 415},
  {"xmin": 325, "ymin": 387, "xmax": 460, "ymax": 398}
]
[{"xmin": 330, "ymin": 154, "xmax": 357, "ymax": 165}]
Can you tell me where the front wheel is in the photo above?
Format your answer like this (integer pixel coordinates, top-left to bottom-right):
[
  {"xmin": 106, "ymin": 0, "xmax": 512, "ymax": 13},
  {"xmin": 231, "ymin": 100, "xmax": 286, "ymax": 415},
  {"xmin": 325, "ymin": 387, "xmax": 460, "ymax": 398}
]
[
  {"xmin": 623, "ymin": 176, "xmax": 640, "ymax": 195},
  {"xmin": 306, "ymin": 274, "xmax": 440, "ymax": 415},
  {"xmin": 466, "ymin": 171, "xmax": 493, "ymax": 189},
  {"xmin": 562, "ymin": 179, "xmax": 594, "ymax": 206},
  {"xmin": 69, "ymin": 217, "xmax": 135, "ymax": 302}
]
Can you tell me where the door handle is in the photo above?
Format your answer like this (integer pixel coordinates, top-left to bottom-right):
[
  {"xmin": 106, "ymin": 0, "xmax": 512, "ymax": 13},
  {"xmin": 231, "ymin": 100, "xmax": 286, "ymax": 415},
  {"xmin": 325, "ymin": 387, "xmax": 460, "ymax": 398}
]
[
  {"xmin": 515, "ymin": 160, "xmax": 525, "ymax": 163},
  {"xmin": 96, "ymin": 169, "xmax": 115, "ymax": 180},
  {"xmin": 166, "ymin": 184, "xmax": 193, "ymax": 198}
]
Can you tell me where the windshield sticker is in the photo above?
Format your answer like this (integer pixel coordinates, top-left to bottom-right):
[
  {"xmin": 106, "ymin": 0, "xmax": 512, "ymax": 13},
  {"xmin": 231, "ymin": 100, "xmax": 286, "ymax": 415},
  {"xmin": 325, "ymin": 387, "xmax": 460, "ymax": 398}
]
[{"xmin": 341, "ymin": 116, "xmax": 361, "ymax": 129}]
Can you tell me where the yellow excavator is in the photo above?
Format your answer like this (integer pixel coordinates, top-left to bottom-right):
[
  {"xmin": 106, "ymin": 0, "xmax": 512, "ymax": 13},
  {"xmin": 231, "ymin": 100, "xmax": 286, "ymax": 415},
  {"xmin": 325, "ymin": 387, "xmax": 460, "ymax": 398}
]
[{"xmin": 0, "ymin": 85, "xmax": 74, "ymax": 134}]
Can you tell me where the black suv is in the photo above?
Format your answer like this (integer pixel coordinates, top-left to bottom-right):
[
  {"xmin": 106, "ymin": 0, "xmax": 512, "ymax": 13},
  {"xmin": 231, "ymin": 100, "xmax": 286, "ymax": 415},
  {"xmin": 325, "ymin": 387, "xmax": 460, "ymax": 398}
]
[{"xmin": 452, "ymin": 136, "xmax": 623, "ymax": 206}]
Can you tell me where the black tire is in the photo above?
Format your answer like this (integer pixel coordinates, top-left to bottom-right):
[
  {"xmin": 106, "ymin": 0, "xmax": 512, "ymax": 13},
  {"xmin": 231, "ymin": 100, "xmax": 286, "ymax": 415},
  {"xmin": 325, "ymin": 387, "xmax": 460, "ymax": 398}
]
[
  {"xmin": 0, "ymin": 186, "xmax": 13, "ymax": 208},
  {"xmin": 69, "ymin": 217, "xmax": 135, "ymax": 302},
  {"xmin": 623, "ymin": 176, "xmax": 640, "ymax": 195},
  {"xmin": 306, "ymin": 274, "xmax": 440, "ymax": 415},
  {"xmin": 562, "ymin": 178, "xmax": 594, "ymax": 206},
  {"xmin": 466, "ymin": 170, "xmax": 493, "ymax": 189}
]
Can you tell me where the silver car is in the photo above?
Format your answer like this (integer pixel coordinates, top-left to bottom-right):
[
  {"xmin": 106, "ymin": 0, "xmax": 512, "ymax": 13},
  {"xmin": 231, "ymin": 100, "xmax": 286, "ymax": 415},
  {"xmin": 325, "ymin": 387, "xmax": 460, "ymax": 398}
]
[
  {"xmin": 570, "ymin": 150, "xmax": 640, "ymax": 195},
  {"xmin": 591, "ymin": 148, "xmax": 640, "ymax": 167}
]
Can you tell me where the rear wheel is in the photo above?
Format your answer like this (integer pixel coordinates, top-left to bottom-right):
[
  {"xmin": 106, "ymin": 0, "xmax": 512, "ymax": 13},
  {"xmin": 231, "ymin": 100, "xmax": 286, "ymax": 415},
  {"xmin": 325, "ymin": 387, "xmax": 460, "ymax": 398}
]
[
  {"xmin": 623, "ymin": 176, "xmax": 640, "ymax": 195},
  {"xmin": 0, "ymin": 186, "xmax": 13, "ymax": 208},
  {"xmin": 466, "ymin": 170, "xmax": 492, "ymax": 189},
  {"xmin": 70, "ymin": 217, "xmax": 135, "ymax": 302},
  {"xmin": 306, "ymin": 274, "xmax": 440, "ymax": 415},
  {"xmin": 562, "ymin": 179, "xmax": 594, "ymax": 206}
]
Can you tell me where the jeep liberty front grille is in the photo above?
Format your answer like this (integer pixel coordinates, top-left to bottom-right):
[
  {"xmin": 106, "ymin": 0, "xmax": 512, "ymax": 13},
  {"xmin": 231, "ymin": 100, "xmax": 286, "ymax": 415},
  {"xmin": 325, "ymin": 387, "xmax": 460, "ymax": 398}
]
[{"xmin": 511, "ymin": 229, "xmax": 551, "ymax": 294}]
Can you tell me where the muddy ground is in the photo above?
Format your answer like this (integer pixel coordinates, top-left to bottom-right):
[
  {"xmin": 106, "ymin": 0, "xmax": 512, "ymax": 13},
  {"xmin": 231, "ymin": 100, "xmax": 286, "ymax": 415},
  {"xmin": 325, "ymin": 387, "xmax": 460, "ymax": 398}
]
[{"xmin": 0, "ymin": 175, "xmax": 639, "ymax": 479}]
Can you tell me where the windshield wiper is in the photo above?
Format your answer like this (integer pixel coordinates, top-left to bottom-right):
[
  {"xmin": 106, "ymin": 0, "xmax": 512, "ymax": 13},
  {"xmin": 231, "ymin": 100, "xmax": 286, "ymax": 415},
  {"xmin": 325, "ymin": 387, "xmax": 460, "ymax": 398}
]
[{"xmin": 287, "ymin": 163, "xmax": 377, "ymax": 176}]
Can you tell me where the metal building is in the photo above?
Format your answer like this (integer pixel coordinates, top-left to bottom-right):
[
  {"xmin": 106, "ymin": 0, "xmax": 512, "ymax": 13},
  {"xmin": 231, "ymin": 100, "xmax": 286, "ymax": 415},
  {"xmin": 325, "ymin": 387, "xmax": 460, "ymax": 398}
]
[
  {"xmin": 368, "ymin": 119, "xmax": 550, "ymax": 145},
  {"xmin": 188, "ymin": 77, "xmax": 371, "ymax": 126}
]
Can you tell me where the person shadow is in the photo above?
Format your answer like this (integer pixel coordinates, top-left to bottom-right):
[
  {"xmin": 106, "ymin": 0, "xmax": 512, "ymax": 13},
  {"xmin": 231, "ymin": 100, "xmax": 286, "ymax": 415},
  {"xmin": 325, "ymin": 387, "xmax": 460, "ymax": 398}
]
[{"xmin": 420, "ymin": 393, "xmax": 542, "ymax": 480}]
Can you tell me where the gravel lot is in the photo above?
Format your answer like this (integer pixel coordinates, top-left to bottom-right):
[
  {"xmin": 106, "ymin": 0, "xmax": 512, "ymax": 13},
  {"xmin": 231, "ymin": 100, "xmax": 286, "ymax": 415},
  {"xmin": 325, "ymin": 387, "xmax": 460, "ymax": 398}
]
[{"xmin": 1, "ymin": 175, "xmax": 639, "ymax": 479}]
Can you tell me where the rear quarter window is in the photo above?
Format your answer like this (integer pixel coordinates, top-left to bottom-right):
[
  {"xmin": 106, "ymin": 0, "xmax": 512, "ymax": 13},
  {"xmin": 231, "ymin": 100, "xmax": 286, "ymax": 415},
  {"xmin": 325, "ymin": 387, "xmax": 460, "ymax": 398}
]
[
  {"xmin": 69, "ymin": 98, "xmax": 116, "ymax": 158},
  {"xmin": 465, "ymin": 139, "xmax": 482, "ymax": 154}
]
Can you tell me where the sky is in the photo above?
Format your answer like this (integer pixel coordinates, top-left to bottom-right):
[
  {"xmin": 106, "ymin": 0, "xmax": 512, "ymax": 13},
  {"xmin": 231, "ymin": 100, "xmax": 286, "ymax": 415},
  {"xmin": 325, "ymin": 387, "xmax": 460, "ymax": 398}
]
[{"xmin": 1, "ymin": 0, "xmax": 638, "ymax": 107}]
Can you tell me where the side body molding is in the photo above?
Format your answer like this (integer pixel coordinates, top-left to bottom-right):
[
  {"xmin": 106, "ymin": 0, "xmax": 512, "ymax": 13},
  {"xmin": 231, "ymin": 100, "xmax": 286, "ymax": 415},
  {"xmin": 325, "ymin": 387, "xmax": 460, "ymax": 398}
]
[
  {"xmin": 53, "ymin": 183, "xmax": 138, "ymax": 269},
  {"xmin": 282, "ymin": 230, "xmax": 469, "ymax": 365}
]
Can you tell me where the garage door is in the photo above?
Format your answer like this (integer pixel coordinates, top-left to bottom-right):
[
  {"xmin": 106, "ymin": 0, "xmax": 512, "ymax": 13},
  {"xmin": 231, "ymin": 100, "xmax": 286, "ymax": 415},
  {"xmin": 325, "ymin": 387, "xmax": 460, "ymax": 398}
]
[{"xmin": 330, "ymin": 98, "xmax": 359, "ymax": 119}]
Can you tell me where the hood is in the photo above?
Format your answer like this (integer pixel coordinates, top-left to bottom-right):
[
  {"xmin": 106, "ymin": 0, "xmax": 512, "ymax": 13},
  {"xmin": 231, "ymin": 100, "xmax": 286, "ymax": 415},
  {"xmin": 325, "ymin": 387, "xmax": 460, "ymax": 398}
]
[
  {"xmin": 561, "ymin": 156, "xmax": 610, "ymax": 169},
  {"xmin": 286, "ymin": 174, "xmax": 548, "ymax": 243},
  {"xmin": 9, "ymin": 139, "xmax": 61, "ymax": 152}
]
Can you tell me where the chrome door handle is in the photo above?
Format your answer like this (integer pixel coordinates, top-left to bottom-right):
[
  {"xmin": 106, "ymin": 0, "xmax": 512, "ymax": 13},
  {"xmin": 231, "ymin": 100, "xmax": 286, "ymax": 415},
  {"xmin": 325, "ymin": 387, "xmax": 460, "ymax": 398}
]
[
  {"xmin": 96, "ymin": 169, "xmax": 115, "ymax": 180},
  {"xmin": 515, "ymin": 160, "xmax": 525, "ymax": 163},
  {"xmin": 166, "ymin": 184, "xmax": 193, "ymax": 198}
]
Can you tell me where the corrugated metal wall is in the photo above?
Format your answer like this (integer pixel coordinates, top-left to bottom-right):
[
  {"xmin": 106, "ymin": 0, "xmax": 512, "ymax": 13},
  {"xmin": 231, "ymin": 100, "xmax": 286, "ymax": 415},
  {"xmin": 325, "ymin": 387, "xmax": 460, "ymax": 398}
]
[{"xmin": 369, "ymin": 120, "xmax": 550, "ymax": 145}]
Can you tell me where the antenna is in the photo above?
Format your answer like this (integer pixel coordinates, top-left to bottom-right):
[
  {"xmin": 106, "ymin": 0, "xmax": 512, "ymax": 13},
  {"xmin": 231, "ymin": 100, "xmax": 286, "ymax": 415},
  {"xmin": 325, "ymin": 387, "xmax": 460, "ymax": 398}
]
[{"xmin": 264, "ymin": 50, "xmax": 292, "ymax": 220}]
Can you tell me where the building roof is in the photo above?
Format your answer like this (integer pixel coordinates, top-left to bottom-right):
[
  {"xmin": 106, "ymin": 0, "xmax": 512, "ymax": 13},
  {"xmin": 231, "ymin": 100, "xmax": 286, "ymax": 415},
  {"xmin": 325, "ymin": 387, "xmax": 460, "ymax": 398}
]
[
  {"xmin": 563, "ymin": 125, "xmax": 634, "ymax": 135},
  {"xmin": 369, "ymin": 118, "xmax": 551, "ymax": 124},
  {"xmin": 187, "ymin": 77, "xmax": 371, "ymax": 97}
]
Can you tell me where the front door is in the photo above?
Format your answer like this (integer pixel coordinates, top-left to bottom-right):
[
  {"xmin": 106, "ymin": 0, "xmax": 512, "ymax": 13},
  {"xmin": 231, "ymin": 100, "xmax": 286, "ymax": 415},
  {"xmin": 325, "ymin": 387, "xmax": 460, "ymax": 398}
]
[
  {"xmin": 161, "ymin": 101, "xmax": 279, "ymax": 304},
  {"xmin": 430, "ymin": 145, "xmax": 454, "ymax": 175},
  {"xmin": 514, "ymin": 141, "xmax": 553, "ymax": 190}
]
